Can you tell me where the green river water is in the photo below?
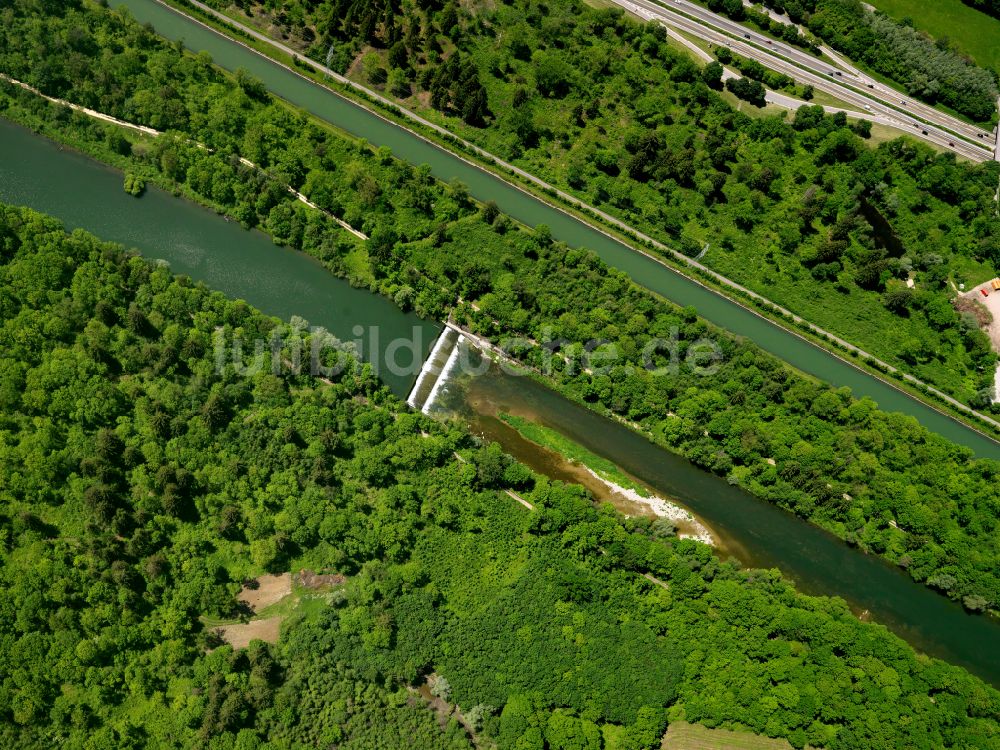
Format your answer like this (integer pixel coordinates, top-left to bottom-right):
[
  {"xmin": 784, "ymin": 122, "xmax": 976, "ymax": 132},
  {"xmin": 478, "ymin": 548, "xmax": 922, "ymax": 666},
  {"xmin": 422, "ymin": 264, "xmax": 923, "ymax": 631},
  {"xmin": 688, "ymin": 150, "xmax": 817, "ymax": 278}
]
[
  {"xmin": 0, "ymin": 120, "xmax": 439, "ymax": 397},
  {"xmin": 108, "ymin": 0, "xmax": 1000, "ymax": 460},
  {"xmin": 2, "ymin": 118, "xmax": 999, "ymax": 687}
]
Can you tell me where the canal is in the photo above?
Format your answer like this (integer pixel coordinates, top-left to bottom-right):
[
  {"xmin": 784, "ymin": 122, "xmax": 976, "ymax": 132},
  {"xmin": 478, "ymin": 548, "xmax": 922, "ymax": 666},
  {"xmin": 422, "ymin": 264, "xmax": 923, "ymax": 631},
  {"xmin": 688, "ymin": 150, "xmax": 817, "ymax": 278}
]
[
  {"xmin": 108, "ymin": 0, "xmax": 1000, "ymax": 460},
  {"xmin": 3, "ymin": 117, "xmax": 999, "ymax": 686}
]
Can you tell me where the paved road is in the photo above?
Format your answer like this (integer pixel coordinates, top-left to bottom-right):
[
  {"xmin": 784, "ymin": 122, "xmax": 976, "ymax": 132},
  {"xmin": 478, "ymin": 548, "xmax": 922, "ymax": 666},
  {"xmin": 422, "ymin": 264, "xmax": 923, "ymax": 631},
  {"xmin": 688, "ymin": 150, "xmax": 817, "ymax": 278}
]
[
  {"xmin": 673, "ymin": 0, "xmax": 992, "ymax": 141},
  {"xmin": 665, "ymin": 27, "xmax": 869, "ymax": 117},
  {"xmin": 615, "ymin": 0, "xmax": 998, "ymax": 162}
]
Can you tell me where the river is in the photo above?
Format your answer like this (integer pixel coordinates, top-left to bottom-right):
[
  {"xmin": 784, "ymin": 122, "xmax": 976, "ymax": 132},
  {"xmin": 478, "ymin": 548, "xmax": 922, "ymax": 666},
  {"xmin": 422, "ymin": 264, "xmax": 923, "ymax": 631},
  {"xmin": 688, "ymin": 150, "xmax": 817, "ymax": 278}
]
[
  {"xmin": 439, "ymin": 356, "xmax": 1000, "ymax": 685},
  {"xmin": 2, "ymin": 119, "xmax": 998, "ymax": 686},
  {"xmin": 0, "ymin": 119, "xmax": 438, "ymax": 397},
  {"xmin": 107, "ymin": 0, "xmax": 1000, "ymax": 460}
]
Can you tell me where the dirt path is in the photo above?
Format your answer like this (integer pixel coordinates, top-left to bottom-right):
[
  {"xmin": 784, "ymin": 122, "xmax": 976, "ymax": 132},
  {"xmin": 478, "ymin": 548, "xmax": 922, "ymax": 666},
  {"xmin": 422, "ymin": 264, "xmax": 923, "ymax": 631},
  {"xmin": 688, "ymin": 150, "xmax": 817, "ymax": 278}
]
[
  {"xmin": 2, "ymin": 72, "xmax": 367, "ymax": 239},
  {"xmin": 504, "ymin": 488, "xmax": 534, "ymax": 510},
  {"xmin": 642, "ymin": 572, "xmax": 669, "ymax": 590},
  {"xmin": 1, "ymin": 73, "xmax": 161, "ymax": 136}
]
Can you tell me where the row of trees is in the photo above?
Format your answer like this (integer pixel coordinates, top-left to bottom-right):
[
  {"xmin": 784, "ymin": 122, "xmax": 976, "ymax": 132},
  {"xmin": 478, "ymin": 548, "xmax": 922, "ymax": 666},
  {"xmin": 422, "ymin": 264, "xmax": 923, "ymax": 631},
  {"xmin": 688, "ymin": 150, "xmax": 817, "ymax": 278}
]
[
  {"xmin": 188, "ymin": 0, "xmax": 1000, "ymax": 406},
  {"xmin": 716, "ymin": 47, "xmax": 796, "ymax": 96},
  {"xmin": 2, "ymin": 202, "xmax": 999, "ymax": 748},
  {"xmin": 706, "ymin": 0, "xmax": 822, "ymax": 53}
]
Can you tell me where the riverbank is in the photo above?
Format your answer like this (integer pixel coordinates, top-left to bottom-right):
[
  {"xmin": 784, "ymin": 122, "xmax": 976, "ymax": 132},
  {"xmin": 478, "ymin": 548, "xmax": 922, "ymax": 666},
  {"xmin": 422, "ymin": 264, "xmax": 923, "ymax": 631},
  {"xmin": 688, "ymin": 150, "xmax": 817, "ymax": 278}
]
[
  {"xmin": 497, "ymin": 412, "xmax": 716, "ymax": 545},
  {"xmin": 0, "ymin": 73, "xmax": 369, "ymax": 242},
  {"xmin": 582, "ymin": 466, "xmax": 714, "ymax": 545},
  {"xmin": 0, "ymin": 117, "xmax": 438, "ymax": 398}
]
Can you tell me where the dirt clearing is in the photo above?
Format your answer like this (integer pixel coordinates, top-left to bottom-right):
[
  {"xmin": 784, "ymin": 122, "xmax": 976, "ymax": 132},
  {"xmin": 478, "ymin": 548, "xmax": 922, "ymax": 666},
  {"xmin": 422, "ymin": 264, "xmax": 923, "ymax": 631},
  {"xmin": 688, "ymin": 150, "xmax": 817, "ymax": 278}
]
[
  {"xmin": 216, "ymin": 616, "xmax": 283, "ymax": 649},
  {"xmin": 661, "ymin": 721, "xmax": 797, "ymax": 749},
  {"xmin": 958, "ymin": 282, "xmax": 1000, "ymax": 349},
  {"xmin": 238, "ymin": 572, "xmax": 292, "ymax": 612},
  {"xmin": 957, "ymin": 281, "xmax": 1000, "ymax": 401}
]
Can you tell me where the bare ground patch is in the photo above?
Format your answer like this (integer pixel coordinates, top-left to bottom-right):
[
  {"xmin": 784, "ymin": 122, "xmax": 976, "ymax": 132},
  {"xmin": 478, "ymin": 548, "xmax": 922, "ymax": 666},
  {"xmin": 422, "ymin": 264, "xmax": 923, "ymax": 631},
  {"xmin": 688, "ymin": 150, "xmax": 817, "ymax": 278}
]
[
  {"xmin": 238, "ymin": 572, "xmax": 292, "ymax": 612},
  {"xmin": 216, "ymin": 616, "xmax": 283, "ymax": 649},
  {"xmin": 662, "ymin": 721, "xmax": 796, "ymax": 750},
  {"xmin": 345, "ymin": 46, "xmax": 374, "ymax": 82},
  {"xmin": 296, "ymin": 569, "xmax": 346, "ymax": 590},
  {"xmin": 955, "ymin": 285, "xmax": 1000, "ymax": 400},
  {"xmin": 955, "ymin": 295, "xmax": 994, "ymax": 328},
  {"xmin": 958, "ymin": 282, "xmax": 1000, "ymax": 348},
  {"xmin": 411, "ymin": 676, "xmax": 478, "ymax": 740},
  {"xmin": 222, "ymin": 3, "xmax": 315, "ymax": 51}
]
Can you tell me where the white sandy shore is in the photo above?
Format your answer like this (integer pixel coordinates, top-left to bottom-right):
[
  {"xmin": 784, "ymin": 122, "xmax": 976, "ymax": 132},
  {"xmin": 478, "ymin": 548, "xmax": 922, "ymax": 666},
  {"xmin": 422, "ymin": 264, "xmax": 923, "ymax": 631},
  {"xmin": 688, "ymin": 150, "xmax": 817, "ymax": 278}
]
[{"xmin": 583, "ymin": 467, "xmax": 715, "ymax": 546}]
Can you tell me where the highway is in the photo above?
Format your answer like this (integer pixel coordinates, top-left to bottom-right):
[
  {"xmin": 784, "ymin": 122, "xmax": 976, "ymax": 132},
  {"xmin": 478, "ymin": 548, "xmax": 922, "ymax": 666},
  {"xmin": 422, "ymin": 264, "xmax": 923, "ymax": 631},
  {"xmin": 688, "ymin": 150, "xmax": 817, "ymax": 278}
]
[
  {"xmin": 670, "ymin": 0, "xmax": 992, "ymax": 141},
  {"xmin": 660, "ymin": 19, "xmax": 871, "ymax": 116},
  {"xmin": 613, "ymin": 0, "xmax": 999, "ymax": 162}
]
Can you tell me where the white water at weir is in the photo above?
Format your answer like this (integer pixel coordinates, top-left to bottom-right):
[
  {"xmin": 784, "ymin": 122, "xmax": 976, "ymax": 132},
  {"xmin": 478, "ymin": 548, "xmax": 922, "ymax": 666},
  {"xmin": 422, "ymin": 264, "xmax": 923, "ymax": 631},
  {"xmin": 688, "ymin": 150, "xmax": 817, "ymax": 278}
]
[
  {"xmin": 407, "ymin": 327, "xmax": 453, "ymax": 408},
  {"xmin": 406, "ymin": 327, "xmax": 467, "ymax": 412},
  {"xmin": 422, "ymin": 342, "xmax": 462, "ymax": 414}
]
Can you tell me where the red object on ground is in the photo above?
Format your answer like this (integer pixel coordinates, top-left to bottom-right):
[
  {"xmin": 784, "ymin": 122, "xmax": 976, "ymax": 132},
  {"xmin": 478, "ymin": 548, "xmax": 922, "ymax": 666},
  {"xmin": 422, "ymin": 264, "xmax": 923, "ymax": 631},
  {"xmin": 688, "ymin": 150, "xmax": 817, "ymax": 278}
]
[{"xmin": 981, "ymin": 288, "xmax": 989, "ymax": 297}]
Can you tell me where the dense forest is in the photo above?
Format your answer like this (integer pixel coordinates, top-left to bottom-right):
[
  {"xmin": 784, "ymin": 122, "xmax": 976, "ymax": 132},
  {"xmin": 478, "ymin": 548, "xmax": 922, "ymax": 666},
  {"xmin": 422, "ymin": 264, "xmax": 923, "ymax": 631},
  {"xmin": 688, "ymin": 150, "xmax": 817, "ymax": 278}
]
[
  {"xmin": 3, "ymin": 202, "xmax": 1000, "ymax": 748},
  {"xmin": 186, "ymin": 0, "xmax": 1000, "ymax": 407},
  {"xmin": 2, "ymin": 0, "xmax": 999, "ymax": 609}
]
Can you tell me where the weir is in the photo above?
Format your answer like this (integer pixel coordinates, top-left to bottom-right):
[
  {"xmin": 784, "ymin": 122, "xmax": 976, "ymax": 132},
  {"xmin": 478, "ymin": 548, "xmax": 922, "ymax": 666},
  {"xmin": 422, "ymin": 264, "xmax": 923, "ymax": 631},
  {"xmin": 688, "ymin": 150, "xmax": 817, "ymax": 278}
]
[{"xmin": 406, "ymin": 327, "xmax": 462, "ymax": 412}]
